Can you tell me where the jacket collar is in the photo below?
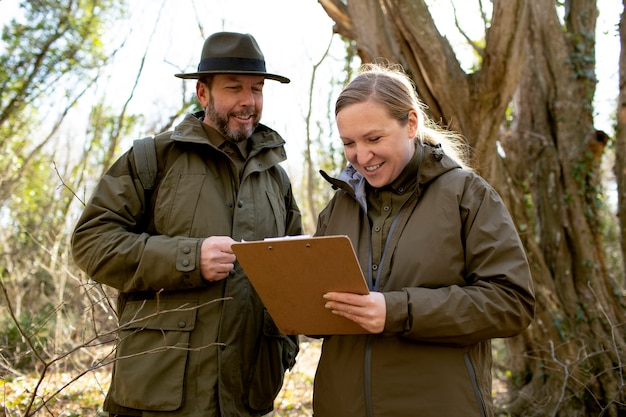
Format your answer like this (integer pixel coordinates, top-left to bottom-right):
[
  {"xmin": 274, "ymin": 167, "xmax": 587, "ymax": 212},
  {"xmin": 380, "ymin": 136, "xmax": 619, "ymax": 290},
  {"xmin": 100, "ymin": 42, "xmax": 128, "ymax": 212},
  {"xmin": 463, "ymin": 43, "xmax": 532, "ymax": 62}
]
[{"xmin": 171, "ymin": 111, "xmax": 287, "ymax": 152}]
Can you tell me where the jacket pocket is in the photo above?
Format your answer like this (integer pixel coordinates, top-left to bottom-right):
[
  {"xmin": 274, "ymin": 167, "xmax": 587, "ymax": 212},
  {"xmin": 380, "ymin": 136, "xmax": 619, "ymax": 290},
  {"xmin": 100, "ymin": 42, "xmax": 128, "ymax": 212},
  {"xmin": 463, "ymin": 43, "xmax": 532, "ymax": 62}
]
[
  {"xmin": 265, "ymin": 189, "xmax": 287, "ymax": 237},
  {"xmin": 247, "ymin": 309, "xmax": 299, "ymax": 411},
  {"xmin": 111, "ymin": 298, "xmax": 197, "ymax": 411}
]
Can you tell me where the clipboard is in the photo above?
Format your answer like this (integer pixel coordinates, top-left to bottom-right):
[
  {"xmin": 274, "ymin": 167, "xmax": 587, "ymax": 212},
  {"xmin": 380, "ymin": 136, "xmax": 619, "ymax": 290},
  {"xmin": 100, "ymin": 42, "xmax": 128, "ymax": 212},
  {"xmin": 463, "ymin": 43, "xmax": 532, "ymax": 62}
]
[{"xmin": 231, "ymin": 235, "xmax": 370, "ymax": 335}]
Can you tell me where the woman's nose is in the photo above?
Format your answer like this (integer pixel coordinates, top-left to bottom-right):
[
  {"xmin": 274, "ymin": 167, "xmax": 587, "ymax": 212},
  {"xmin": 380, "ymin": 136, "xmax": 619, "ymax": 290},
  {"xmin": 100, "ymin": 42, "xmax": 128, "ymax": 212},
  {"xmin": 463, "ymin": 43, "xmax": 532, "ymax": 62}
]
[{"xmin": 355, "ymin": 144, "xmax": 373, "ymax": 165}]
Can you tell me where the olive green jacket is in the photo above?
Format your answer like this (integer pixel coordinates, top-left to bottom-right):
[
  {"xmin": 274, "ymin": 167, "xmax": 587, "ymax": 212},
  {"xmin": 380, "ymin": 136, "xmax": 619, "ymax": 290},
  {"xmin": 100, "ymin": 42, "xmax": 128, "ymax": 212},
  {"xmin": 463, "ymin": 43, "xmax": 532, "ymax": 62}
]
[
  {"xmin": 72, "ymin": 113, "xmax": 302, "ymax": 416},
  {"xmin": 313, "ymin": 143, "xmax": 535, "ymax": 417}
]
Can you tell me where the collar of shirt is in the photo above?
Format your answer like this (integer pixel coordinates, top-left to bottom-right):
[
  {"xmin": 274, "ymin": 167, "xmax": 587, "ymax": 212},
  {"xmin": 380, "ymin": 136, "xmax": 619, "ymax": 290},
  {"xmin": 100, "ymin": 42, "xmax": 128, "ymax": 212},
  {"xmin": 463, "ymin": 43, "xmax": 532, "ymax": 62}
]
[{"xmin": 200, "ymin": 122, "xmax": 249, "ymax": 162}]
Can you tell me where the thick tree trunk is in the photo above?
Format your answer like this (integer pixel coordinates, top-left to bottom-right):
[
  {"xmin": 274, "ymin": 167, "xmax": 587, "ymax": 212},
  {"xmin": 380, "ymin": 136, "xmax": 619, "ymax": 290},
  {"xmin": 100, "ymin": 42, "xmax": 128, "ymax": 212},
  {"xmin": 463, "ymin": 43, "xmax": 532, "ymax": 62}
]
[
  {"xmin": 319, "ymin": 0, "xmax": 626, "ymax": 415},
  {"xmin": 617, "ymin": 0, "xmax": 626, "ymax": 280},
  {"xmin": 506, "ymin": 2, "xmax": 626, "ymax": 413}
]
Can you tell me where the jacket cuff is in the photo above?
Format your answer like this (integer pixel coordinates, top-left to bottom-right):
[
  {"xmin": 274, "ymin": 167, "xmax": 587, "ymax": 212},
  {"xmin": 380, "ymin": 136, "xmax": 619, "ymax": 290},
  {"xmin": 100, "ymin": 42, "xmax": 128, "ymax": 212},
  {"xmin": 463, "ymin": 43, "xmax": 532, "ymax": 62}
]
[
  {"xmin": 176, "ymin": 238, "xmax": 204, "ymax": 288},
  {"xmin": 383, "ymin": 291, "xmax": 410, "ymax": 334}
]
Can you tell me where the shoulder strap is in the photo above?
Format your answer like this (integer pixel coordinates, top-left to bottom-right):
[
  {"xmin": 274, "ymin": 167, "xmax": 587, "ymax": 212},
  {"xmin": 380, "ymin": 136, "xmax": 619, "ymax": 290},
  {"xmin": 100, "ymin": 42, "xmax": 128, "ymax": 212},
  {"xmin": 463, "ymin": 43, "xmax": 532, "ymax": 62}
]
[{"xmin": 133, "ymin": 136, "xmax": 157, "ymax": 190}]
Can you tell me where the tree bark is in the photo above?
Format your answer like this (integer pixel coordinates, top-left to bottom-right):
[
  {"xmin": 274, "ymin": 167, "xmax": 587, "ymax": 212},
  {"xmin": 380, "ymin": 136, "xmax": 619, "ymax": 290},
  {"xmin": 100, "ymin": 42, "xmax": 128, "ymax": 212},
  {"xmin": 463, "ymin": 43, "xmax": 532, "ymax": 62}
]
[
  {"xmin": 508, "ymin": 1, "xmax": 626, "ymax": 414},
  {"xmin": 617, "ymin": 0, "xmax": 626, "ymax": 280},
  {"xmin": 318, "ymin": 0, "xmax": 626, "ymax": 414}
]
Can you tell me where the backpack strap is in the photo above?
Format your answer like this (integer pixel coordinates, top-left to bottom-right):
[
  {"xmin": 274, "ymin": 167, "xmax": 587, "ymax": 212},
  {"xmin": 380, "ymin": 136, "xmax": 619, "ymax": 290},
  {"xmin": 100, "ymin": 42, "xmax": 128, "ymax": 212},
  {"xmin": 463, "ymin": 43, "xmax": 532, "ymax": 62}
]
[
  {"xmin": 132, "ymin": 134, "xmax": 181, "ymax": 234},
  {"xmin": 133, "ymin": 136, "xmax": 158, "ymax": 190}
]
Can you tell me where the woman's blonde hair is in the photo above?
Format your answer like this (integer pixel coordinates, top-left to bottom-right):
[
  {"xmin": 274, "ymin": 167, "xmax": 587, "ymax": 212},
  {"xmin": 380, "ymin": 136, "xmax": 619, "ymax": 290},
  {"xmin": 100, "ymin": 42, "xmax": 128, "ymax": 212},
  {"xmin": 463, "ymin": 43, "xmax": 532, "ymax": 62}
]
[{"xmin": 335, "ymin": 62, "xmax": 471, "ymax": 169}]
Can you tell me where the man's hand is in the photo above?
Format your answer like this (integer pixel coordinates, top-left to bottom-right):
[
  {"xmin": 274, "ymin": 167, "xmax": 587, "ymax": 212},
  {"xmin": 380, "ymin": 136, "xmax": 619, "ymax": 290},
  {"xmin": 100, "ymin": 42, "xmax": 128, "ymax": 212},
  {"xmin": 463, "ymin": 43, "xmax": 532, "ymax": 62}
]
[
  {"xmin": 200, "ymin": 236, "xmax": 236, "ymax": 282},
  {"xmin": 323, "ymin": 291, "xmax": 386, "ymax": 333}
]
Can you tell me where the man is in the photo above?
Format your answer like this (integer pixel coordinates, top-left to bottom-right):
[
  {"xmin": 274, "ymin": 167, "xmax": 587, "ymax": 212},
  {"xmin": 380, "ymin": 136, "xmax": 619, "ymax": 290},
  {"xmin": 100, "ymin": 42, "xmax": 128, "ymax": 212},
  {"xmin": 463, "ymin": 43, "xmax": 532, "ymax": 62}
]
[{"xmin": 71, "ymin": 32, "xmax": 302, "ymax": 417}]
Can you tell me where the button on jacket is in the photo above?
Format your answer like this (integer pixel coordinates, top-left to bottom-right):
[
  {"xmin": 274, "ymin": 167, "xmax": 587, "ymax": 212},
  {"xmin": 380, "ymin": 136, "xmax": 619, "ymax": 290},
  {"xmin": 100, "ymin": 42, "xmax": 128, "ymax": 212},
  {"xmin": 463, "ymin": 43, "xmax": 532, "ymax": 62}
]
[
  {"xmin": 72, "ymin": 113, "xmax": 302, "ymax": 416},
  {"xmin": 313, "ymin": 143, "xmax": 535, "ymax": 417}
]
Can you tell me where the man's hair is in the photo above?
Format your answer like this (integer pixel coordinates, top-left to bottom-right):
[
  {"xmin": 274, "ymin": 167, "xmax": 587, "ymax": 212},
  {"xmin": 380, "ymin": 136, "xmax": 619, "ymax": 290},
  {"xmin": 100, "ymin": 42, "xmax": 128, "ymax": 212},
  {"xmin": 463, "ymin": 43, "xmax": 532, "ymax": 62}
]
[{"xmin": 199, "ymin": 75, "xmax": 215, "ymax": 89}]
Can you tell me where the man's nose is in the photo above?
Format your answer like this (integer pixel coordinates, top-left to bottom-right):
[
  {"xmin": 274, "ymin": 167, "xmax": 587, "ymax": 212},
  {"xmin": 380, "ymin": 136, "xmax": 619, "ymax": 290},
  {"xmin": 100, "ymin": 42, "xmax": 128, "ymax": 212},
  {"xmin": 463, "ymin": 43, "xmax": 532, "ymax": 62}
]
[{"xmin": 239, "ymin": 89, "xmax": 257, "ymax": 106}]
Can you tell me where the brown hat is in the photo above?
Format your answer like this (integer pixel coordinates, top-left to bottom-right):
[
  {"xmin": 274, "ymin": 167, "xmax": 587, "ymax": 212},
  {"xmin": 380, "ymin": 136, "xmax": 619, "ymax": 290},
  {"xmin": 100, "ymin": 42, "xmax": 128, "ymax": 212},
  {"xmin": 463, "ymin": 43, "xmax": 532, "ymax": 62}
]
[{"xmin": 175, "ymin": 32, "xmax": 290, "ymax": 83}]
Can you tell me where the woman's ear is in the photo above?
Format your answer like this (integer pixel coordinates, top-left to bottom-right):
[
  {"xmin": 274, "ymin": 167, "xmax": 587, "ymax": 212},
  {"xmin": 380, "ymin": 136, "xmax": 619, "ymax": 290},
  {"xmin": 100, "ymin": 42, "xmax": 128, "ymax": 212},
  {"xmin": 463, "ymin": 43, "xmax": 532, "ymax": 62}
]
[{"xmin": 407, "ymin": 109, "xmax": 419, "ymax": 138}]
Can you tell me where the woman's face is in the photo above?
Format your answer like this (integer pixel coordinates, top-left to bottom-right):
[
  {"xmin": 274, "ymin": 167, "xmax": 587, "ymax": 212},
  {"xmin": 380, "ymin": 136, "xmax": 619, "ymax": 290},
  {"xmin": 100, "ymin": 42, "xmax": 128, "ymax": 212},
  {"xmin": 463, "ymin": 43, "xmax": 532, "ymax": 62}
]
[{"xmin": 337, "ymin": 99, "xmax": 418, "ymax": 188}]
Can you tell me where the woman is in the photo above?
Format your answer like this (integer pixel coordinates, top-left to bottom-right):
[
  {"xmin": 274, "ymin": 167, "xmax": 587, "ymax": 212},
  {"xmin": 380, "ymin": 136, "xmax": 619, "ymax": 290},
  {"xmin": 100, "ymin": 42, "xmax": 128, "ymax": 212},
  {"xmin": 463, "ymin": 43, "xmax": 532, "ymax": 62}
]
[{"xmin": 313, "ymin": 63, "xmax": 535, "ymax": 417}]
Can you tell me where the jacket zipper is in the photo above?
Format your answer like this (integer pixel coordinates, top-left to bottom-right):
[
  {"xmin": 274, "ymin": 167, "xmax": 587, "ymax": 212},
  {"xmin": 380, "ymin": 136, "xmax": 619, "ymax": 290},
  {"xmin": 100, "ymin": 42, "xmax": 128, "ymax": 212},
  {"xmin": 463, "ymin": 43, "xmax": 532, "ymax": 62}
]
[
  {"xmin": 363, "ymin": 213, "xmax": 400, "ymax": 417},
  {"xmin": 464, "ymin": 353, "xmax": 488, "ymax": 417},
  {"xmin": 363, "ymin": 189, "xmax": 418, "ymax": 416},
  {"xmin": 364, "ymin": 213, "xmax": 375, "ymax": 417},
  {"xmin": 364, "ymin": 334, "xmax": 374, "ymax": 417}
]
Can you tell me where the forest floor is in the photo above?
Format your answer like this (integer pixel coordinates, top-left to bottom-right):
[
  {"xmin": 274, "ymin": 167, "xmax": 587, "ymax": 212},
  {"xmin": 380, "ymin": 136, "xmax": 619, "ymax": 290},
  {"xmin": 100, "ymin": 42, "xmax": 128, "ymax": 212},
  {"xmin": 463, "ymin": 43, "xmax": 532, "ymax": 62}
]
[{"xmin": 1, "ymin": 337, "xmax": 509, "ymax": 416}]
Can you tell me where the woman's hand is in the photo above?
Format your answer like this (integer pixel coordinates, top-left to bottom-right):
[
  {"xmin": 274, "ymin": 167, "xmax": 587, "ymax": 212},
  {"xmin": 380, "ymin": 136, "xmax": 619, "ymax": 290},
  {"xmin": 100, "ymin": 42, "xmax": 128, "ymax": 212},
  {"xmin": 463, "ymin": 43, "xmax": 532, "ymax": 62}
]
[{"xmin": 323, "ymin": 291, "xmax": 386, "ymax": 333}]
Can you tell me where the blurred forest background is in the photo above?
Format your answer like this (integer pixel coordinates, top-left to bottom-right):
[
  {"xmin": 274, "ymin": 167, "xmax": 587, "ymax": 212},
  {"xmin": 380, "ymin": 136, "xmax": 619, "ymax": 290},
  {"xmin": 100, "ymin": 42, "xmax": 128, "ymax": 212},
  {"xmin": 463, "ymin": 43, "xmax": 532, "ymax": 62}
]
[{"xmin": 1, "ymin": 0, "xmax": 625, "ymax": 416}]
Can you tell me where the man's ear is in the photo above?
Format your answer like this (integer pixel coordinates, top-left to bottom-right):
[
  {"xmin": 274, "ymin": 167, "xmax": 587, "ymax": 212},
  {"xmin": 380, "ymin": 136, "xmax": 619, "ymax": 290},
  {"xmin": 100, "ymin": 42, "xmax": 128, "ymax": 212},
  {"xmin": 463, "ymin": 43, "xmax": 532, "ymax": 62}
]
[{"xmin": 196, "ymin": 81, "xmax": 209, "ymax": 107}]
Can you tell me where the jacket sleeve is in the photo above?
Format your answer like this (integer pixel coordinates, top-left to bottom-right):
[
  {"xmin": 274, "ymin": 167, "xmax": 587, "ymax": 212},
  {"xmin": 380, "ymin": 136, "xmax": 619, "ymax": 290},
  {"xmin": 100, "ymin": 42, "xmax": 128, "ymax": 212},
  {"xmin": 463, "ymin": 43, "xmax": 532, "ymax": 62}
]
[
  {"xmin": 384, "ymin": 174, "xmax": 536, "ymax": 345},
  {"xmin": 71, "ymin": 150, "xmax": 206, "ymax": 293}
]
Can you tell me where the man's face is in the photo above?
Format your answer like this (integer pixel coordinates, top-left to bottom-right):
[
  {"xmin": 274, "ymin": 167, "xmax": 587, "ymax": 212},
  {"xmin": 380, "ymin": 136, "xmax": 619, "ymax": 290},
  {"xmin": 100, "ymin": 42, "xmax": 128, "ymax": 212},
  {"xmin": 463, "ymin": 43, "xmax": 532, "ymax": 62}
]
[{"xmin": 196, "ymin": 74, "xmax": 264, "ymax": 142}]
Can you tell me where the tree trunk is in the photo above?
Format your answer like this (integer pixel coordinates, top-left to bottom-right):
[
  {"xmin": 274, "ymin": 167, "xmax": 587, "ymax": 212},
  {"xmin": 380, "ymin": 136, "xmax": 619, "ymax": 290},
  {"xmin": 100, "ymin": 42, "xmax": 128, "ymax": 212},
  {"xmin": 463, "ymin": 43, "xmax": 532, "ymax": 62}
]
[
  {"xmin": 319, "ymin": 0, "xmax": 626, "ymax": 415},
  {"xmin": 509, "ymin": 1, "xmax": 626, "ymax": 413},
  {"xmin": 617, "ymin": 0, "xmax": 626, "ymax": 281}
]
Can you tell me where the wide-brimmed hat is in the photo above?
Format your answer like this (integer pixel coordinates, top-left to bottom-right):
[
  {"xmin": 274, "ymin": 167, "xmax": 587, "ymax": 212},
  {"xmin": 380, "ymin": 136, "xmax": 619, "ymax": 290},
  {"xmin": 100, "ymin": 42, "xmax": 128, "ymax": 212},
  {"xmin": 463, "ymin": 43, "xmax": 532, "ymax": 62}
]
[{"xmin": 175, "ymin": 32, "xmax": 290, "ymax": 83}]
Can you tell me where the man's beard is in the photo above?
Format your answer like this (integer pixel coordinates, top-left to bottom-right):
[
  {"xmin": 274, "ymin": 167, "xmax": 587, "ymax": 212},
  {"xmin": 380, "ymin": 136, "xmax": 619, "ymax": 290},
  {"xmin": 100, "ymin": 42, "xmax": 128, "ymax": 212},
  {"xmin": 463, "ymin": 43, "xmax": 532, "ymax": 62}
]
[{"xmin": 206, "ymin": 96, "xmax": 260, "ymax": 143}]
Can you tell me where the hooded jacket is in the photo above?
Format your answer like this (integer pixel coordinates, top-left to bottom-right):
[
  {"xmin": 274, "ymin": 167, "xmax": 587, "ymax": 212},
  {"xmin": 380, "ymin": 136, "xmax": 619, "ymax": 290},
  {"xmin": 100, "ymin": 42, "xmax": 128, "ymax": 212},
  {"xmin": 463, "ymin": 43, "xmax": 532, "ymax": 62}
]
[
  {"xmin": 312, "ymin": 143, "xmax": 535, "ymax": 417},
  {"xmin": 71, "ymin": 113, "xmax": 302, "ymax": 417}
]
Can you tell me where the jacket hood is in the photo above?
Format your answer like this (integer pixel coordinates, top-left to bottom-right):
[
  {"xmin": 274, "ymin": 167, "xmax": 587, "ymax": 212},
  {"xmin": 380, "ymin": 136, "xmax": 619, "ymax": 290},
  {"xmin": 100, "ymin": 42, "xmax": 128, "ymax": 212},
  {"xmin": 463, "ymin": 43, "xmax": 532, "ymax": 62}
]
[{"xmin": 320, "ymin": 141, "xmax": 462, "ymax": 210}]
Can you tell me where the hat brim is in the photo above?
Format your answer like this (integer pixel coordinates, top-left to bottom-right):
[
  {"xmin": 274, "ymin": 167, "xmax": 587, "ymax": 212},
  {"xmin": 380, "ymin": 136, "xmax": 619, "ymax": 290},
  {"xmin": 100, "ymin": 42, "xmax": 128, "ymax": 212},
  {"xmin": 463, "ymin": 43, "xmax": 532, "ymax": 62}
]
[{"xmin": 175, "ymin": 70, "xmax": 290, "ymax": 84}]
